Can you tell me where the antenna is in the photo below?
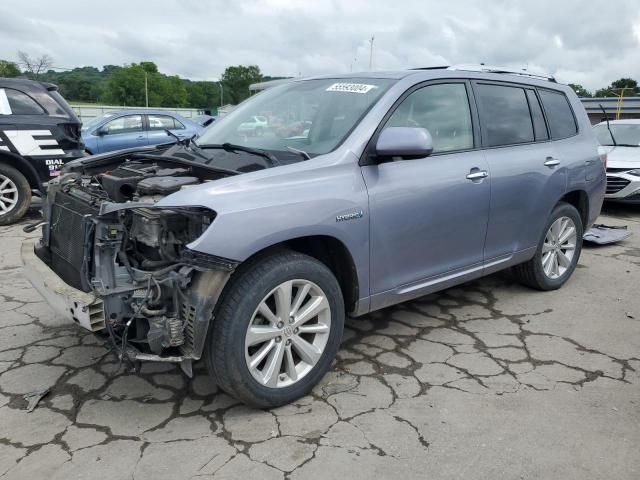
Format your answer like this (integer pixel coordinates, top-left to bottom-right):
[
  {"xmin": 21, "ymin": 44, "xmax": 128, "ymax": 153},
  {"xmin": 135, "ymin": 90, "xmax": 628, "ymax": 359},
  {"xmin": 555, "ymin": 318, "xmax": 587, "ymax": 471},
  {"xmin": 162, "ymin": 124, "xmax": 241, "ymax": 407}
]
[{"xmin": 368, "ymin": 36, "xmax": 375, "ymax": 70}]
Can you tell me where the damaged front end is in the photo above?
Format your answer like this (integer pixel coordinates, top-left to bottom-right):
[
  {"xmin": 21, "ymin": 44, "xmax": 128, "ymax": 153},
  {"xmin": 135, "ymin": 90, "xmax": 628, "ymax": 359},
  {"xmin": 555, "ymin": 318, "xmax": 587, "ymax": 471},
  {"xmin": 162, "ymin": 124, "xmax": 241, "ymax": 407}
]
[{"xmin": 25, "ymin": 153, "xmax": 239, "ymax": 375}]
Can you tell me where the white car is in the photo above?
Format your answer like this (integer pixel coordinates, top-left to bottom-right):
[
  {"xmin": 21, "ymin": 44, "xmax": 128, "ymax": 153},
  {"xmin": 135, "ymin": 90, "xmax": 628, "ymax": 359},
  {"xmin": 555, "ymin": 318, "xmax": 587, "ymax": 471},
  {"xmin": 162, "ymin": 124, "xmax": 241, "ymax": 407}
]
[
  {"xmin": 237, "ymin": 115, "xmax": 268, "ymax": 136},
  {"xmin": 594, "ymin": 119, "xmax": 640, "ymax": 204}
]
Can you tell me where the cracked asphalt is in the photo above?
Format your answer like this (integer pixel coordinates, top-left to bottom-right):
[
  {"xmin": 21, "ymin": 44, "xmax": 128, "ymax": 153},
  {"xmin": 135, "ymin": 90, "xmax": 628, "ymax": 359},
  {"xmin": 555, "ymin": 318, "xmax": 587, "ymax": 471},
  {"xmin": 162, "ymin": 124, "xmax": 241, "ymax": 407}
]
[{"xmin": 1, "ymin": 204, "xmax": 639, "ymax": 479}]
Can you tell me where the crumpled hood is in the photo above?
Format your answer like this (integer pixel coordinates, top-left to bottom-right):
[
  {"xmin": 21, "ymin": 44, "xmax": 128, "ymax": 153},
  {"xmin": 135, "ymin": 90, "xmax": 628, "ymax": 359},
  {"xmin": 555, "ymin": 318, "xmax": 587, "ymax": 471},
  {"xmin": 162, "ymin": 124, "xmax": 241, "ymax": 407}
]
[{"xmin": 599, "ymin": 145, "xmax": 640, "ymax": 169}]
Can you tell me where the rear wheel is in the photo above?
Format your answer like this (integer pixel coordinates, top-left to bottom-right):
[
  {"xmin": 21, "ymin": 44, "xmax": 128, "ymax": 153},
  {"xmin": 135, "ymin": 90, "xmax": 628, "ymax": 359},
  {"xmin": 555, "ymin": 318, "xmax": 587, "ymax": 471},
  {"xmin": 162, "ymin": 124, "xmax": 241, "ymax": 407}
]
[
  {"xmin": 205, "ymin": 250, "xmax": 344, "ymax": 408},
  {"xmin": 513, "ymin": 202, "xmax": 583, "ymax": 290},
  {"xmin": 0, "ymin": 163, "xmax": 31, "ymax": 226}
]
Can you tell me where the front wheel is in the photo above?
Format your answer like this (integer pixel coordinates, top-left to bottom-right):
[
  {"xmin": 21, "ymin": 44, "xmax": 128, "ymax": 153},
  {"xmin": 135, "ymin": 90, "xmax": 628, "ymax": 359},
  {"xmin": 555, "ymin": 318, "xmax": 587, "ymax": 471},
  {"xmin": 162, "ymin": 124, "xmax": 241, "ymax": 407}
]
[
  {"xmin": 513, "ymin": 202, "xmax": 583, "ymax": 290},
  {"xmin": 205, "ymin": 250, "xmax": 344, "ymax": 408}
]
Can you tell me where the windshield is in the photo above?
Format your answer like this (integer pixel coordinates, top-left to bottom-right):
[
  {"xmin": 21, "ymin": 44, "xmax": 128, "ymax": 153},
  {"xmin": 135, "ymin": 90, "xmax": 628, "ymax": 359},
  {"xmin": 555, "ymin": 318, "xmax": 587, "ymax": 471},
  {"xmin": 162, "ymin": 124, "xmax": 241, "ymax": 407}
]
[
  {"xmin": 82, "ymin": 112, "xmax": 116, "ymax": 132},
  {"xmin": 196, "ymin": 78, "xmax": 395, "ymax": 157},
  {"xmin": 594, "ymin": 123, "xmax": 640, "ymax": 147}
]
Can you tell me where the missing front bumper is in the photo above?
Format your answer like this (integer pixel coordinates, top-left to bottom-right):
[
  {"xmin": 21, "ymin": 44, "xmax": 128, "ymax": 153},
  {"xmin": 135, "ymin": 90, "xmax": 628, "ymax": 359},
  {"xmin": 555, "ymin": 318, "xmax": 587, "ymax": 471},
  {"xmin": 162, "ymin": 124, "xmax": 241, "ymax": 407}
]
[{"xmin": 21, "ymin": 238, "xmax": 106, "ymax": 332}]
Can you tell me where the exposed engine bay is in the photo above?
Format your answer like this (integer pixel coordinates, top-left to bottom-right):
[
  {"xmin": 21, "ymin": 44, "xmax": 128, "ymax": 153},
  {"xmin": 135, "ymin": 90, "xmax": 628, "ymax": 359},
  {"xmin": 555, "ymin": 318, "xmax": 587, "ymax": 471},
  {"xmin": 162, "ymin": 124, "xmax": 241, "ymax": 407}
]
[{"xmin": 35, "ymin": 151, "xmax": 241, "ymax": 374}]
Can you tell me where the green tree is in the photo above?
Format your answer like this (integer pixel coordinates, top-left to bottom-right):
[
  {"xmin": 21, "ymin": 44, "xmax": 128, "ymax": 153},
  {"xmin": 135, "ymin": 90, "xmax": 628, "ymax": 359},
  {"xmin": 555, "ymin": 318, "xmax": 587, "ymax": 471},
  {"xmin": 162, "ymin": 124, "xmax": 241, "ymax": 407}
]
[
  {"xmin": 221, "ymin": 65, "xmax": 263, "ymax": 104},
  {"xmin": 43, "ymin": 66, "xmax": 104, "ymax": 103},
  {"xmin": 100, "ymin": 62, "xmax": 189, "ymax": 107},
  {"xmin": 568, "ymin": 83, "xmax": 591, "ymax": 98},
  {"xmin": 0, "ymin": 60, "xmax": 21, "ymax": 78},
  {"xmin": 595, "ymin": 78, "xmax": 639, "ymax": 97},
  {"xmin": 100, "ymin": 63, "xmax": 147, "ymax": 106},
  {"xmin": 185, "ymin": 81, "xmax": 220, "ymax": 109}
]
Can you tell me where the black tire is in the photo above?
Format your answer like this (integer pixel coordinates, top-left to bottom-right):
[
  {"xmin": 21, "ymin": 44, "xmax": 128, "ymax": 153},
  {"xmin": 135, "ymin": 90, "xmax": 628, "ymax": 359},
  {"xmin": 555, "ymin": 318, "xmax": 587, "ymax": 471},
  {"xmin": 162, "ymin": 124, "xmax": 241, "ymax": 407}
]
[
  {"xmin": 0, "ymin": 163, "xmax": 31, "ymax": 226},
  {"xmin": 205, "ymin": 250, "xmax": 344, "ymax": 408},
  {"xmin": 513, "ymin": 202, "xmax": 583, "ymax": 291}
]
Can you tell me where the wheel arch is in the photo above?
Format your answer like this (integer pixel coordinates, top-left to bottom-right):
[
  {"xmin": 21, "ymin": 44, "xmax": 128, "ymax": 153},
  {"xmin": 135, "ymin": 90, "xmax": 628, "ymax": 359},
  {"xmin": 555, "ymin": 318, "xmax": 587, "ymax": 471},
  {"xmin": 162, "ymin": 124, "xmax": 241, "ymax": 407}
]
[
  {"xmin": 0, "ymin": 151, "xmax": 43, "ymax": 192},
  {"xmin": 235, "ymin": 234, "xmax": 360, "ymax": 315},
  {"xmin": 559, "ymin": 189, "xmax": 589, "ymax": 228}
]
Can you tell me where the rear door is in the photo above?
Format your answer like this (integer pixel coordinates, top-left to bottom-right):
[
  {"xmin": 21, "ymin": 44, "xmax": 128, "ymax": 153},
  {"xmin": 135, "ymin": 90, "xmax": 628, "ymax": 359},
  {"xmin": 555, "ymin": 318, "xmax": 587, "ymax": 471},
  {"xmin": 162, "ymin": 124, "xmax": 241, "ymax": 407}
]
[
  {"xmin": 362, "ymin": 81, "xmax": 491, "ymax": 308},
  {"xmin": 97, "ymin": 114, "xmax": 147, "ymax": 153},
  {"xmin": 473, "ymin": 82, "xmax": 566, "ymax": 263},
  {"xmin": 146, "ymin": 114, "xmax": 188, "ymax": 146}
]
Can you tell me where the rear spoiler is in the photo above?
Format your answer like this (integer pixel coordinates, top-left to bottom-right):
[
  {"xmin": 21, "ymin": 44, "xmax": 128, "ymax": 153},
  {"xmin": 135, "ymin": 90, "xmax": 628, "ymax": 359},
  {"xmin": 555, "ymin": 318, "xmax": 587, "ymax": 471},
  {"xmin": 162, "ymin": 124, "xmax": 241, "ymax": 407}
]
[{"xmin": 39, "ymin": 82, "xmax": 58, "ymax": 92}]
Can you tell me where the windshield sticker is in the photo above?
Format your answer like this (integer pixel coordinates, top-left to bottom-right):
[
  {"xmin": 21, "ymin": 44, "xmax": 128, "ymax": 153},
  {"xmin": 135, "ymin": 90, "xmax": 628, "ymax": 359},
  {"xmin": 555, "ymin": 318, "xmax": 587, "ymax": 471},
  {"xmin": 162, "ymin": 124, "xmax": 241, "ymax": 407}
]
[{"xmin": 326, "ymin": 83, "xmax": 378, "ymax": 94}]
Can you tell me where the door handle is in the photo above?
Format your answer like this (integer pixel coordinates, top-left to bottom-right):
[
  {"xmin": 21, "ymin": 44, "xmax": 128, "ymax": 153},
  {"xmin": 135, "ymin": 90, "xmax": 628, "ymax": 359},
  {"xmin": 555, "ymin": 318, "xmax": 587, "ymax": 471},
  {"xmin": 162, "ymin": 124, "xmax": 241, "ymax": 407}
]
[
  {"xmin": 137, "ymin": 135, "xmax": 145, "ymax": 140},
  {"xmin": 544, "ymin": 157, "xmax": 560, "ymax": 167},
  {"xmin": 466, "ymin": 170, "xmax": 489, "ymax": 181}
]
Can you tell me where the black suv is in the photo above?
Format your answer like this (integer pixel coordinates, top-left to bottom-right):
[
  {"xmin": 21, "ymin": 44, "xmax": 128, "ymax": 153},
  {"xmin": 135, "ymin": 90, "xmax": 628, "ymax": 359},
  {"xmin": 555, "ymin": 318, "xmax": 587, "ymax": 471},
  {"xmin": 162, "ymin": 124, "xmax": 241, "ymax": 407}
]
[{"xmin": 0, "ymin": 78, "xmax": 84, "ymax": 224}]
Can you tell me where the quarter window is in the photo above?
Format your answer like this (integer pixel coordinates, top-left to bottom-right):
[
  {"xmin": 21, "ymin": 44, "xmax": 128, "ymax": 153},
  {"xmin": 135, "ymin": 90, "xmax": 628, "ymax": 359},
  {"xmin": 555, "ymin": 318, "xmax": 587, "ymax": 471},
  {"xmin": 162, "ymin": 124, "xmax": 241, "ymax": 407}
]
[
  {"xmin": 539, "ymin": 90, "xmax": 577, "ymax": 139},
  {"xmin": 4, "ymin": 88, "xmax": 45, "ymax": 115},
  {"xmin": 475, "ymin": 84, "xmax": 534, "ymax": 147},
  {"xmin": 0, "ymin": 89, "xmax": 10, "ymax": 115},
  {"xmin": 385, "ymin": 83, "xmax": 473, "ymax": 153},
  {"xmin": 103, "ymin": 115, "xmax": 143, "ymax": 134}
]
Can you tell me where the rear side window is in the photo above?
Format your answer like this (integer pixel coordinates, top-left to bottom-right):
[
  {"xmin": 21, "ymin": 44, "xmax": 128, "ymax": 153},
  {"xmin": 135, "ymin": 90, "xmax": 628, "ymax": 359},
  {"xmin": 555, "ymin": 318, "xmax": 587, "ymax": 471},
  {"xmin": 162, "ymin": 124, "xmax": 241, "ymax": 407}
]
[
  {"xmin": 475, "ymin": 83, "xmax": 534, "ymax": 147},
  {"xmin": 526, "ymin": 90, "xmax": 549, "ymax": 141},
  {"xmin": 385, "ymin": 83, "xmax": 474, "ymax": 153},
  {"xmin": 538, "ymin": 89, "xmax": 577, "ymax": 139},
  {"xmin": 5, "ymin": 88, "xmax": 45, "ymax": 115},
  {"xmin": 148, "ymin": 114, "xmax": 180, "ymax": 130}
]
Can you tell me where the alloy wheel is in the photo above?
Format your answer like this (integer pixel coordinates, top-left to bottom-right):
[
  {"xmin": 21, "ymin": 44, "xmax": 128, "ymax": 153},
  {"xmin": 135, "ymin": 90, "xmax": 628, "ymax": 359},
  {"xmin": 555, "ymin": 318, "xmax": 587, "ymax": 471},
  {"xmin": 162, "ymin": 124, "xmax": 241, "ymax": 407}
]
[
  {"xmin": 0, "ymin": 174, "xmax": 18, "ymax": 215},
  {"xmin": 541, "ymin": 216, "xmax": 577, "ymax": 279},
  {"xmin": 244, "ymin": 279, "xmax": 331, "ymax": 388}
]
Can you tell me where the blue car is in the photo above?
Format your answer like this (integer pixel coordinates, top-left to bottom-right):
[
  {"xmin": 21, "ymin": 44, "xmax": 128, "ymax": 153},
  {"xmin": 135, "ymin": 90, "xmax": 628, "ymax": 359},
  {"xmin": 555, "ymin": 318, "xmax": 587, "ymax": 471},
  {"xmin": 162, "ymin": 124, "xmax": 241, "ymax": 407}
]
[{"xmin": 81, "ymin": 110, "xmax": 203, "ymax": 154}]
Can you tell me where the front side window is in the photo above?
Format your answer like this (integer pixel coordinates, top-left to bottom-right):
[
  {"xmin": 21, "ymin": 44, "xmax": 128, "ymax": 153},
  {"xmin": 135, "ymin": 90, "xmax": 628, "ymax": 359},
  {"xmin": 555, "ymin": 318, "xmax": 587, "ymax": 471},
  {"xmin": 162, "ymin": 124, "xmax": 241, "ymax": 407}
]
[
  {"xmin": 103, "ymin": 115, "xmax": 143, "ymax": 135},
  {"xmin": 148, "ymin": 114, "xmax": 182, "ymax": 130},
  {"xmin": 539, "ymin": 90, "xmax": 578, "ymax": 139},
  {"xmin": 384, "ymin": 83, "xmax": 474, "ymax": 153},
  {"xmin": 475, "ymin": 84, "xmax": 534, "ymax": 147},
  {"xmin": 196, "ymin": 77, "xmax": 394, "ymax": 157},
  {"xmin": 5, "ymin": 88, "xmax": 45, "ymax": 115}
]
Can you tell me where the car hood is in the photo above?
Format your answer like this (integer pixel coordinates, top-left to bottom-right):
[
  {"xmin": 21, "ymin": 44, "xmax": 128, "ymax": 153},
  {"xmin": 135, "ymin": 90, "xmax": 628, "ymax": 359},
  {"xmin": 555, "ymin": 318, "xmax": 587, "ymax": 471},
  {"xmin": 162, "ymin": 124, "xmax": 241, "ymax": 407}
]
[
  {"xmin": 156, "ymin": 148, "xmax": 350, "ymax": 216},
  {"xmin": 599, "ymin": 145, "xmax": 640, "ymax": 169}
]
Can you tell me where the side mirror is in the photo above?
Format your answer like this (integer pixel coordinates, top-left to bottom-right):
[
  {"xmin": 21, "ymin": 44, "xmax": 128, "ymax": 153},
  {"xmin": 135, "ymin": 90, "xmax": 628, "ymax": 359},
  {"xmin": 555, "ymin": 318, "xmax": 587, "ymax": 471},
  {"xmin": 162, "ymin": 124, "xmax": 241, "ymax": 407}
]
[
  {"xmin": 375, "ymin": 127, "xmax": 433, "ymax": 159},
  {"xmin": 96, "ymin": 126, "xmax": 108, "ymax": 136}
]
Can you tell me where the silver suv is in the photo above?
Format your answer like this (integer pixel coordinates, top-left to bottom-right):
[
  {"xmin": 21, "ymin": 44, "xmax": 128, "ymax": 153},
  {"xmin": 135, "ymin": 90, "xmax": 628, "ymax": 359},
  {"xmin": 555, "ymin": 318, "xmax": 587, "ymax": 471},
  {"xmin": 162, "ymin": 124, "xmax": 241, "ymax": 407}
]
[{"xmin": 22, "ymin": 65, "xmax": 606, "ymax": 407}]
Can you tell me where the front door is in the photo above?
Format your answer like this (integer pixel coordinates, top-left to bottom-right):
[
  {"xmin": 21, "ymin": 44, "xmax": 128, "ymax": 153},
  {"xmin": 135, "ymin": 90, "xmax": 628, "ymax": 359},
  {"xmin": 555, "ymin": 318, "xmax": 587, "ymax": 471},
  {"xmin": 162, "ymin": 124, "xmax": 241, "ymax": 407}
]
[
  {"xmin": 97, "ymin": 114, "xmax": 147, "ymax": 153},
  {"xmin": 362, "ymin": 82, "xmax": 490, "ymax": 307}
]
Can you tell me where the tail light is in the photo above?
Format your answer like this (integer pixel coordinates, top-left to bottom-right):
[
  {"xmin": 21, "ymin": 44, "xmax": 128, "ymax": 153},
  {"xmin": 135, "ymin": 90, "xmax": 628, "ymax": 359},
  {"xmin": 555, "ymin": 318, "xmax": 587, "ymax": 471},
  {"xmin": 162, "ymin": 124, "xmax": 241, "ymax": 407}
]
[{"xmin": 599, "ymin": 152, "xmax": 607, "ymax": 170}]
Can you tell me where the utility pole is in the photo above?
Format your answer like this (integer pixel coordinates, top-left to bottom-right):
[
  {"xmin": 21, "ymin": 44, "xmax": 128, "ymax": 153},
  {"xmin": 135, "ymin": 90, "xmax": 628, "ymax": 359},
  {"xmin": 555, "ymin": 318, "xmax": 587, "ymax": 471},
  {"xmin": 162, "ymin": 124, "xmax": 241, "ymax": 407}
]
[
  {"xmin": 219, "ymin": 82, "xmax": 224, "ymax": 108},
  {"xmin": 368, "ymin": 36, "xmax": 375, "ymax": 70},
  {"xmin": 144, "ymin": 72, "xmax": 149, "ymax": 108}
]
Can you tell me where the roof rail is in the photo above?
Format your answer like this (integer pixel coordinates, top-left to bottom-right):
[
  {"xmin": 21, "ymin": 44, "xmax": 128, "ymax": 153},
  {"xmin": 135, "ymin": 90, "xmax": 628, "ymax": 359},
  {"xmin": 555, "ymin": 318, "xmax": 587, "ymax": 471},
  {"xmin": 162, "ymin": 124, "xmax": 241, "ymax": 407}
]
[{"xmin": 447, "ymin": 64, "xmax": 557, "ymax": 82}]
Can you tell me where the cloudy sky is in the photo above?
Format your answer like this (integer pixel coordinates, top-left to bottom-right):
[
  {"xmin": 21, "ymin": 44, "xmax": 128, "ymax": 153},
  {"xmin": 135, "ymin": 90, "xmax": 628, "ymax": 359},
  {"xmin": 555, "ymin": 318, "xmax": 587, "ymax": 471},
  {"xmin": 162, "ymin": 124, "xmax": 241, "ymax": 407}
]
[{"xmin": 1, "ymin": 0, "xmax": 639, "ymax": 90}]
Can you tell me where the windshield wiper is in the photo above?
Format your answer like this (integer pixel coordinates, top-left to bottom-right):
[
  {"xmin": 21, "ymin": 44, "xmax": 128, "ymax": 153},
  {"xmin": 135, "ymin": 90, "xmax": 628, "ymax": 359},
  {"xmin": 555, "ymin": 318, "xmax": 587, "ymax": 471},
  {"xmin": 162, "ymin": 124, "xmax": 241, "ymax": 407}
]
[
  {"xmin": 599, "ymin": 104, "xmax": 617, "ymax": 146},
  {"xmin": 286, "ymin": 146, "xmax": 311, "ymax": 160},
  {"xmin": 614, "ymin": 143, "xmax": 639, "ymax": 147},
  {"xmin": 131, "ymin": 152, "xmax": 240, "ymax": 176},
  {"xmin": 164, "ymin": 129, "xmax": 196, "ymax": 146},
  {"xmin": 195, "ymin": 142, "xmax": 280, "ymax": 166}
]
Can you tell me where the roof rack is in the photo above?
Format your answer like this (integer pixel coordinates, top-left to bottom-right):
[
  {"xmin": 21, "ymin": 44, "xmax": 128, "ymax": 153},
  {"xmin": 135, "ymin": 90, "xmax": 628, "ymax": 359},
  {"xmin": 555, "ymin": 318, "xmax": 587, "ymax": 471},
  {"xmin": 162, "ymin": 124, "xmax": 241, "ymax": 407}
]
[{"xmin": 447, "ymin": 64, "xmax": 557, "ymax": 82}]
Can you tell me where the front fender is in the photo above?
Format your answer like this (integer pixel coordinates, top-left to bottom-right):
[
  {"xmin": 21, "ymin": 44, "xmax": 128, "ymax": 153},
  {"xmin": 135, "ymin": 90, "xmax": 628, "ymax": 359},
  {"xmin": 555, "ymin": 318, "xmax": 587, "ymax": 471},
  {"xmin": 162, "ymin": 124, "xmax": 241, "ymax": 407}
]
[{"xmin": 157, "ymin": 154, "xmax": 371, "ymax": 298}]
